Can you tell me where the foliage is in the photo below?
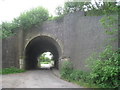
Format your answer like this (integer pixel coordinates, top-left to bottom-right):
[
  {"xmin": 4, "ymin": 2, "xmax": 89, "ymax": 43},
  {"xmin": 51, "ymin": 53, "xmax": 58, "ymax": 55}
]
[
  {"xmin": 55, "ymin": 0, "xmax": 119, "ymax": 19},
  {"xmin": 54, "ymin": 0, "xmax": 89, "ymax": 21},
  {"xmin": 17, "ymin": 7, "xmax": 49, "ymax": 30},
  {"xmin": 84, "ymin": 1, "xmax": 119, "ymax": 42},
  {"xmin": 69, "ymin": 70, "xmax": 89, "ymax": 82},
  {"xmin": 64, "ymin": 1, "xmax": 88, "ymax": 14},
  {"xmin": 86, "ymin": 1, "xmax": 118, "ymax": 16},
  {"xmin": 60, "ymin": 46, "xmax": 120, "ymax": 88},
  {"xmin": 86, "ymin": 1, "xmax": 118, "ymax": 37},
  {"xmin": 1, "ymin": 21, "xmax": 17, "ymax": 38},
  {"xmin": 0, "ymin": 67, "xmax": 25, "ymax": 74},
  {"xmin": 87, "ymin": 46, "xmax": 120, "ymax": 88},
  {"xmin": 51, "ymin": 15, "xmax": 64, "ymax": 21},
  {"xmin": 55, "ymin": 1, "xmax": 89, "ymax": 16},
  {"xmin": 48, "ymin": 15, "xmax": 54, "ymax": 21},
  {"xmin": 98, "ymin": 2, "xmax": 118, "ymax": 42},
  {"xmin": 40, "ymin": 62, "xmax": 50, "ymax": 64},
  {"xmin": 60, "ymin": 61, "xmax": 73, "ymax": 80},
  {"xmin": 39, "ymin": 53, "xmax": 52, "ymax": 62},
  {"xmin": 1, "ymin": 7, "xmax": 49, "ymax": 38},
  {"xmin": 56, "ymin": 1, "xmax": 119, "ymax": 88},
  {"xmin": 100, "ymin": 15, "xmax": 118, "ymax": 35},
  {"xmin": 1, "ymin": 1, "xmax": 118, "ymax": 38},
  {"xmin": 60, "ymin": 61, "xmax": 97, "ymax": 88},
  {"xmin": 55, "ymin": 6, "xmax": 64, "ymax": 16},
  {"xmin": 55, "ymin": 1, "xmax": 118, "ymax": 16},
  {"xmin": 54, "ymin": 0, "xmax": 119, "ymax": 23}
]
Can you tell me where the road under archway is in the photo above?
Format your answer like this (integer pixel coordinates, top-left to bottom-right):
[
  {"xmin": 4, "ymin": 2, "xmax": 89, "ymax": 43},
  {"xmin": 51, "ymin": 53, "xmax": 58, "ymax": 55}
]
[{"xmin": 25, "ymin": 36, "xmax": 61, "ymax": 70}]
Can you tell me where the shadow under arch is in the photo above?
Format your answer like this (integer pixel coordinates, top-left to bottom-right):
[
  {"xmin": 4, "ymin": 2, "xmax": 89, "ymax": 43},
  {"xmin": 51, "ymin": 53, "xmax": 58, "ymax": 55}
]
[{"xmin": 24, "ymin": 36, "xmax": 62, "ymax": 70}]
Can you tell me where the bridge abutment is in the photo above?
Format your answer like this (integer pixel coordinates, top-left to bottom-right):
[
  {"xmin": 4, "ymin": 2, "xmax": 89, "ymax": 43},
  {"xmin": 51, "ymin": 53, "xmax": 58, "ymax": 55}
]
[{"xmin": 2, "ymin": 12, "xmax": 118, "ymax": 70}]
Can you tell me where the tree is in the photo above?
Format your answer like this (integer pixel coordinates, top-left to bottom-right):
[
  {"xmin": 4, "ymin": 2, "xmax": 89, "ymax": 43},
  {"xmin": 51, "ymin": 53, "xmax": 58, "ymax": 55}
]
[
  {"xmin": 1, "ymin": 6, "xmax": 49, "ymax": 38},
  {"xmin": 17, "ymin": 7, "xmax": 49, "ymax": 30},
  {"xmin": 39, "ymin": 53, "xmax": 51, "ymax": 62},
  {"xmin": 55, "ymin": 6, "xmax": 64, "ymax": 16},
  {"xmin": 86, "ymin": 0, "xmax": 118, "ymax": 15},
  {"xmin": 64, "ymin": 1, "xmax": 89, "ymax": 13}
]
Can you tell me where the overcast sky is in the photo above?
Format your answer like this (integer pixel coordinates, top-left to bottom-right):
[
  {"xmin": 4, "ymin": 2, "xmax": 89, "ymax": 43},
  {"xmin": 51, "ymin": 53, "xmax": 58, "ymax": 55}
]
[
  {"xmin": 0, "ymin": 0, "xmax": 65, "ymax": 23},
  {"xmin": 0, "ymin": 0, "xmax": 119, "ymax": 23}
]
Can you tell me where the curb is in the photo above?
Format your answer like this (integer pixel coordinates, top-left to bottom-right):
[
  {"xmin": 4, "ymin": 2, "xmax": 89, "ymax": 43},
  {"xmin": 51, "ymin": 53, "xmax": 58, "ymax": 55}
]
[{"xmin": 51, "ymin": 69, "xmax": 60, "ymax": 78}]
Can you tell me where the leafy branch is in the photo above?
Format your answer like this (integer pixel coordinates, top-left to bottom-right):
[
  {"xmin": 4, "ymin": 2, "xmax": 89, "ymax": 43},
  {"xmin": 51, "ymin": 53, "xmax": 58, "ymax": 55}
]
[{"xmin": 1, "ymin": 7, "xmax": 49, "ymax": 38}]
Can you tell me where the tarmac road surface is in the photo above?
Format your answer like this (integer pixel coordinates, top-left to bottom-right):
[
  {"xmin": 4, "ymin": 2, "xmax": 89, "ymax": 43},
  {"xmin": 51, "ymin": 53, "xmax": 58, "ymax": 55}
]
[{"xmin": 1, "ymin": 70, "xmax": 82, "ymax": 88}]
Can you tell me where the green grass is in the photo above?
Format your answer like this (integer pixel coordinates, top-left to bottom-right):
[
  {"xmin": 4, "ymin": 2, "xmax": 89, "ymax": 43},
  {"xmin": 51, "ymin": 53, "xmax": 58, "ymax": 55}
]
[
  {"xmin": 0, "ymin": 67, "xmax": 25, "ymax": 74},
  {"xmin": 40, "ymin": 62, "xmax": 50, "ymax": 64},
  {"xmin": 61, "ymin": 77, "xmax": 100, "ymax": 88},
  {"xmin": 71, "ymin": 80, "xmax": 99, "ymax": 88}
]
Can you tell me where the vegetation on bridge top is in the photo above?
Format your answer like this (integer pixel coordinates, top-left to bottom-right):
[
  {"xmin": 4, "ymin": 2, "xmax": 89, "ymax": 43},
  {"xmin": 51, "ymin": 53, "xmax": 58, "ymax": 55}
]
[
  {"xmin": 1, "ymin": 7, "xmax": 49, "ymax": 38},
  {"xmin": 1, "ymin": 1, "xmax": 119, "ymax": 88},
  {"xmin": 0, "ymin": 0, "xmax": 119, "ymax": 38}
]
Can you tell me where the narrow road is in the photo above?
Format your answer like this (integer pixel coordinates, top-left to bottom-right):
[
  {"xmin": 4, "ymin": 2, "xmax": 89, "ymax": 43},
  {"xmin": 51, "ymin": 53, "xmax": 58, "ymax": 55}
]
[{"xmin": 2, "ymin": 70, "xmax": 81, "ymax": 88}]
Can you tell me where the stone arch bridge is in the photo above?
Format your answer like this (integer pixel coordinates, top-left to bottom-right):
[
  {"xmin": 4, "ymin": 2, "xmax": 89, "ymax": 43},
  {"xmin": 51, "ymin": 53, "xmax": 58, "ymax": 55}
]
[{"xmin": 2, "ymin": 12, "xmax": 118, "ymax": 70}]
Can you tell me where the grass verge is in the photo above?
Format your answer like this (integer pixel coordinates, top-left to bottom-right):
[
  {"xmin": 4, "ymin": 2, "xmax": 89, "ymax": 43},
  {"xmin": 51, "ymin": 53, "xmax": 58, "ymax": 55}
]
[
  {"xmin": 0, "ymin": 67, "xmax": 25, "ymax": 74},
  {"xmin": 61, "ymin": 77, "xmax": 100, "ymax": 88}
]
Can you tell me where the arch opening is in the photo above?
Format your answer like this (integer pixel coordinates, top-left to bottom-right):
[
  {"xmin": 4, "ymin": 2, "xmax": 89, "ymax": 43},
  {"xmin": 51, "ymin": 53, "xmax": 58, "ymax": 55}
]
[
  {"xmin": 37, "ymin": 52, "xmax": 54, "ymax": 69},
  {"xmin": 25, "ymin": 36, "xmax": 61, "ymax": 70}
]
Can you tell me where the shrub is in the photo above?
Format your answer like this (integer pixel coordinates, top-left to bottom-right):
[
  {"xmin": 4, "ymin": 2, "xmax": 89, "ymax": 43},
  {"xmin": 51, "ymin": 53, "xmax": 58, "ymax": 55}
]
[
  {"xmin": 60, "ymin": 61, "xmax": 89, "ymax": 82},
  {"xmin": 1, "ymin": 7, "xmax": 49, "ymax": 38},
  {"xmin": 60, "ymin": 61, "xmax": 73, "ymax": 80},
  {"xmin": 17, "ymin": 7, "xmax": 49, "ymax": 30},
  {"xmin": 60, "ymin": 46, "xmax": 119, "ymax": 88},
  {"xmin": 70, "ymin": 70, "xmax": 89, "ymax": 81},
  {"xmin": 69, "ymin": 70, "xmax": 83, "ymax": 81},
  {"xmin": 87, "ymin": 46, "xmax": 120, "ymax": 88}
]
